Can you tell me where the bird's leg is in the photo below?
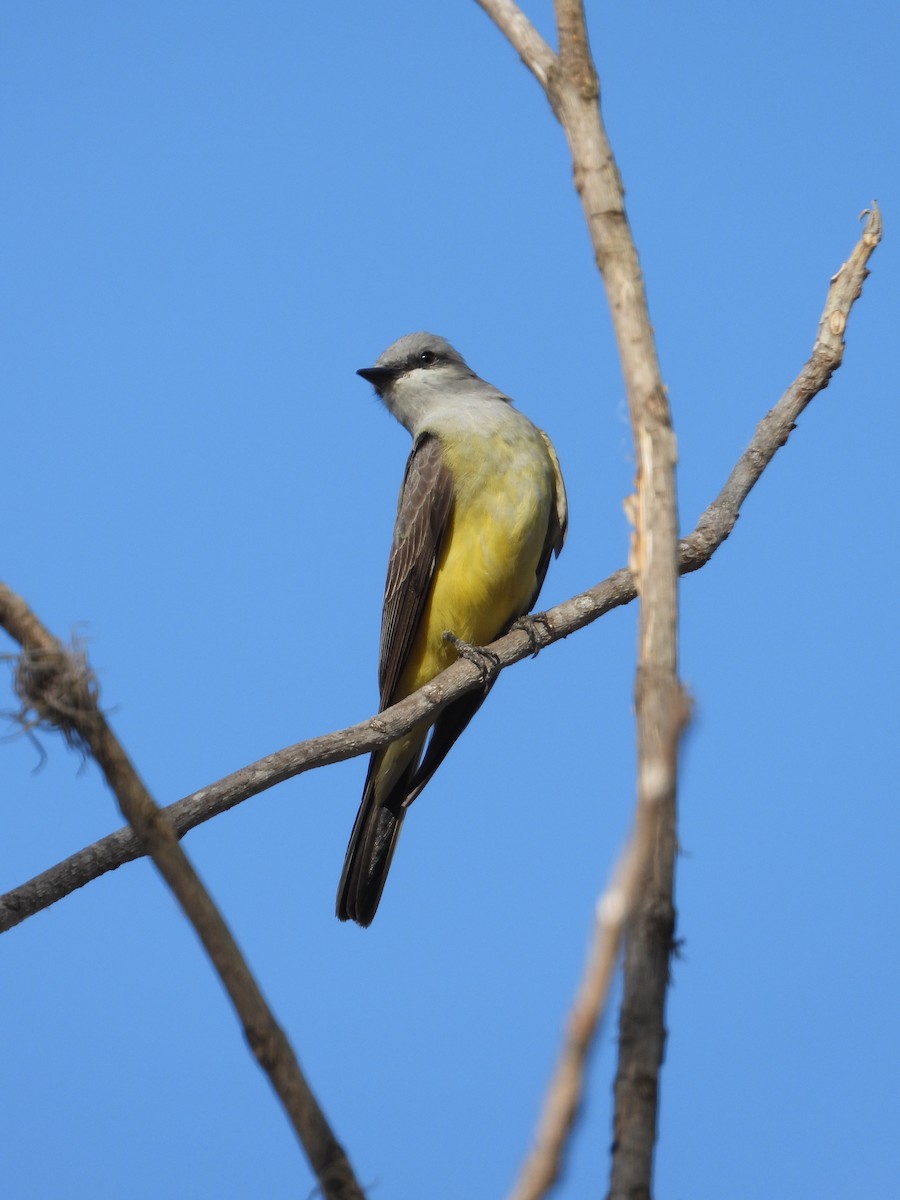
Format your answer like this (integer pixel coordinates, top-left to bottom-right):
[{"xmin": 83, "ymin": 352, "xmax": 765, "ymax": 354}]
[
  {"xmin": 442, "ymin": 631, "xmax": 501, "ymax": 690},
  {"xmin": 510, "ymin": 611, "xmax": 552, "ymax": 658}
]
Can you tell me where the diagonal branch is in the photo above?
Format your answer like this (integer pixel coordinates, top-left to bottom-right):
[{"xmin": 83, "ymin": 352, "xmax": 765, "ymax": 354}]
[
  {"xmin": 0, "ymin": 586, "xmax": 364, "ymax": 1200},
  {"xmin": 473, "ymin": 0, "xmax": 557, "ymax": 89},
  {"xmin": 0, "ymin": 201, "xmax": 880, "ymax": 940},
  {"xmin": 682, "ymin": 204, "xmax": 883, "ymax": 574}
]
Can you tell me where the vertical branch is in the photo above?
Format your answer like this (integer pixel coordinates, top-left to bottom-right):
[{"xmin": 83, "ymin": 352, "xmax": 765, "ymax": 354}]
[
  {"xmin": 548, "ymin": 3, "xmax": 688, "ymax": 1194},
  {"xmin": 477, "ymin": 2, "xmax": 686, "ymax": 1195},
  {"xmin": 553, "ymin": 5, "xmax": 687, "ymax": 1182}
]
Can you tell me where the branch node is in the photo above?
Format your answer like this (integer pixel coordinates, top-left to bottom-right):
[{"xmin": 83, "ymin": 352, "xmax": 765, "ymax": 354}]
[
  {"xmin": 828, "ymin": 310, "xmax": 847, "ymax": 336},
  {"xmin": 12, "ymin": 639, "xmax": 99, "ymax": 755}
]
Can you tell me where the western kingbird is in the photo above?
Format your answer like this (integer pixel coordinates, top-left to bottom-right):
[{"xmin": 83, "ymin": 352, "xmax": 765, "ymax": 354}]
[{"xmin": 337, "ymin": 332, "xmax": 567, "ymax": 926}]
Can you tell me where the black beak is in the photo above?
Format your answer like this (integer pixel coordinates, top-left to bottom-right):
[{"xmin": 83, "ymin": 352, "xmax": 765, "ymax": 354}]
[{"xmin": 357, "ymin": 365, "xmax": 401, "ymax": 391}]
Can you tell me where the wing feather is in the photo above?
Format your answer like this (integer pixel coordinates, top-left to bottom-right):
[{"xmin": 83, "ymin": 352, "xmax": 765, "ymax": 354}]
[
  {"xmin": 377, "ymin": 433, "xmax": 455, "ymax": 707},
  {"xmin": 527, "ymin": 430, "xmax": 569, "ymax": 612}
]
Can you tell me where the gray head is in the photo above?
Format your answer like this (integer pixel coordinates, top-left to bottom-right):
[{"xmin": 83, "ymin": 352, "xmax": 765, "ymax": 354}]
[
  {"xmin": 357, "ymin": 333, "xmax": 474, "ymax": 393},
  {"xmin": 357, "ymin": 332, "xmax": 508, "ymax": 434}
]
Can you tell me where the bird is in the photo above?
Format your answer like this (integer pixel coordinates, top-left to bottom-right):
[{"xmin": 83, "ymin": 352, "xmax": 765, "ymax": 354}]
[{"xmin": 337, "ymin": 332, "xmax": 567, "ymax": 926}]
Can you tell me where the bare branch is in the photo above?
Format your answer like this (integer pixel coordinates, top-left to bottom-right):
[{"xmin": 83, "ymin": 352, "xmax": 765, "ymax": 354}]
[
  {"xmin": 510, "ymin": 203, "xmax": 883, "ymax": 1200},
  {"xmin": 480, "ymin": 0, "xmax": 882, "ymax": 1191},
  {"xmin": 508, "ymin": 687, "xmax": 688, "ymax": 1200},
  {"xmin": 682, "ymin": 203, "xmax": 883, "ymax": 573},
  {"xmin": 0, "ymin": 585, "xmax": 364, "ymax": 1200},
  {"xmin": 0, "ymin": 204, "xmax": 881, "ymax": 940},
  {"xmin": 473, "ymin": 0, "xmax": 557, "ymax": 89},
  {"xmin": 492, "ymin": 4, "xmax": 687, "ymax": 1195},
  {"xmin": 555, "ymin": 0, "xmax": 598, "ymax": 99},
  {"xmin": 0, "ymin": 571, "xmax": 630, "ymax": 933}
]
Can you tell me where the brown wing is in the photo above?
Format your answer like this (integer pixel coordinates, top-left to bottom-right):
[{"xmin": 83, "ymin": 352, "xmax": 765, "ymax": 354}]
[{"xmin": 377, "ymin": 433, "xmax": 455, "ymax": 708}]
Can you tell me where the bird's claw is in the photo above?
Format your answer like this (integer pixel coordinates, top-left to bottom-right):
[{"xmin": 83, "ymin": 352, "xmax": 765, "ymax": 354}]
[
  {"xmin": 511, "ymin": 612, "xmax": 551, "ymax": 658},
  {"xmin": 443, "ymin": 631, "xmax": 501, "ymax": 689}
]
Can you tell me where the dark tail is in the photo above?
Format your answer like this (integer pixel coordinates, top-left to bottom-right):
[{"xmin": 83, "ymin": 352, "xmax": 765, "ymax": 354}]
[
  {"xmin": 336, "ymin": 761, "xmax": 412, "ymax": 926},
  {"xmin": 336, "ymin": 690, "xmax": 491, "ymax": 926}
]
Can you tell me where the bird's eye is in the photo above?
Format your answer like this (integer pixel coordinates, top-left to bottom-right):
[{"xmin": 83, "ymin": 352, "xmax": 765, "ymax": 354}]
[{"xmin": 418, "ymin": 350, "xmax": 437, "ymax": 365}]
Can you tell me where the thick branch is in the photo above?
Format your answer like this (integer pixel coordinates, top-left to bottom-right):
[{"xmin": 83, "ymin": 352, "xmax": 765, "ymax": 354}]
[
  {"xmin": 0, "ymin": 586, "xmax": 363, "ymax": 1200},
  {"xmin": 488, "ymin": 3, "xmax": 685, "ymax": 1196},
  {"xmin": 0, "ymin": 199, "xmax": 880, "ymax": 937}
]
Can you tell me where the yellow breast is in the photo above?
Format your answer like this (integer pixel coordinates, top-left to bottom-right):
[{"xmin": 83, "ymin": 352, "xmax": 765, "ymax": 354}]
[{"xmin": 399, "ymin": 422, "xmax": 554, "ymax": 696}]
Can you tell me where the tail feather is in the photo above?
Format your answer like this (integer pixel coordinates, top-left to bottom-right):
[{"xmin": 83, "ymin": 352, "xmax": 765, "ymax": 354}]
[
  {"xmin": 336, "ymin": 760, "xmax": 413, "ymax": 926},
  {"xmin": 407, "ymin": 689, "xmax": 489, "ymax": 807},
  {"xmin": 336, "ymin": 691, "xmax": 492, "ymax": 926}
]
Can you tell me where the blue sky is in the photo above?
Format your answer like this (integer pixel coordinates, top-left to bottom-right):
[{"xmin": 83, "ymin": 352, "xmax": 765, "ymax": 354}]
[{"xmin": 2, "ymin": 3, "xmax": 898, "ymax": 1197}]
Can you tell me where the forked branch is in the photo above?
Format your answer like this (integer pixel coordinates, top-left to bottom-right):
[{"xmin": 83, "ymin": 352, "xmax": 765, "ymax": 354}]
[{"xmin": 476, "ymin": 2, "xmax": 881, "ymax": 1198}]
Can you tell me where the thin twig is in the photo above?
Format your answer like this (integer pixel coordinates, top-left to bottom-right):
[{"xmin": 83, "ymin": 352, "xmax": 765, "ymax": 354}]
[
  {"xmin": 682, "ymin": 203, "xmax": 883, "ymax": 574},
  {"xmin": 0, "ymin": 587, "xmax": 364, "ymax": 1200},
  {"xmin": 0, "ymin": 201, "xmax": 880, "ymax": 937}
]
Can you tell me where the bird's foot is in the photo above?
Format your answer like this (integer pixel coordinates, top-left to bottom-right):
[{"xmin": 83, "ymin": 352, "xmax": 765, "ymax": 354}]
[
  {"xmin": 442, "ymin": 631, "xmax": 501, "ymax": 689},
  {"xmin": 510, "ymin": 612, "xmax": 552, "ymax": 658}
]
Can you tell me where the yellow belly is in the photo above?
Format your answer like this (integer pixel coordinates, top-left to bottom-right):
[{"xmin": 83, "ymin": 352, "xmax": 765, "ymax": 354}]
[{"xmin": 397, "ymin": 428, "xmax": 553, "ymax": 698}]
